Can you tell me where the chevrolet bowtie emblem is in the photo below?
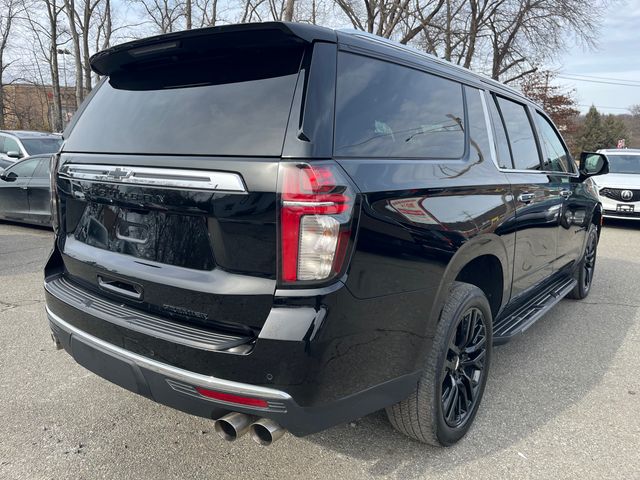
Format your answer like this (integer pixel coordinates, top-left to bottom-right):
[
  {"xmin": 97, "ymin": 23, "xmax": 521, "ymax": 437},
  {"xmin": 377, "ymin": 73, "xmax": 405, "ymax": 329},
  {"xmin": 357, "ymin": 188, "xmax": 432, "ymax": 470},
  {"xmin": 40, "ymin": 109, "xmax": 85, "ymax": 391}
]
[{"xmin": 105, "ymin": 167, "xmax": 132, "ymax": 179}]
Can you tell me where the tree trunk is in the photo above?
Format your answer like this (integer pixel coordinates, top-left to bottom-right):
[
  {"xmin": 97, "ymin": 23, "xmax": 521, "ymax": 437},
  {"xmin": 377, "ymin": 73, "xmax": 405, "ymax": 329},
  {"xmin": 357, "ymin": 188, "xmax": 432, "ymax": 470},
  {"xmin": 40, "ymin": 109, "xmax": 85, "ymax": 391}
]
[
  {"xmin": 49, "ymin": 45, "xmax": 64, "ymax": 131},
  {"xmin": 82, "ymin": 0, "xmax": 93, "ymax": 94},
  {"xmin": 186, "ymin": 0, "xmax": 192, "ymax": 28},
  {"xmin": 283, "ymin": 0, "xmax": 294, "ymax": 21},
  {"xmin": 0, "ymin": 67, "xmax": 4, "ymax": 130},
  {"xmin": 47, "ymin": 0, "xmax": 64, "ymax": 131},
  {"xmin": 64, "ymin": 0, "xmax": 84, "ymax": 107}
]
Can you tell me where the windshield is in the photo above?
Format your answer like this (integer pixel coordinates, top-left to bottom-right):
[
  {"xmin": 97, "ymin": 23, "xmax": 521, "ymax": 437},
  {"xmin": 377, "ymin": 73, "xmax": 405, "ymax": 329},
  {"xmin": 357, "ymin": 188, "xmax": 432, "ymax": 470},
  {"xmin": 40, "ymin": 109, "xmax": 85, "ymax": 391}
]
[
  {"xmin": 21, "ymin": 137, "xmax": 62, "ymax": 155},
  {"xmin": 607, "ymin": 154, "xmax": 640, "ymax": 174},
  {"xmin": 64, "ymin": 45, "xmax": 303, "ymax": 157}
]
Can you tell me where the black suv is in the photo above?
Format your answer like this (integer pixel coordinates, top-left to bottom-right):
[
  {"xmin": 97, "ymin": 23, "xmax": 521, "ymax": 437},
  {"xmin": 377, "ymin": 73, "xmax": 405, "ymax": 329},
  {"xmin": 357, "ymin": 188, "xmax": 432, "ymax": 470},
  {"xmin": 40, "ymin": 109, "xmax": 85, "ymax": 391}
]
[{"xmin": 44, "ymin": 23, "xmax": 609, "ymax": 447}]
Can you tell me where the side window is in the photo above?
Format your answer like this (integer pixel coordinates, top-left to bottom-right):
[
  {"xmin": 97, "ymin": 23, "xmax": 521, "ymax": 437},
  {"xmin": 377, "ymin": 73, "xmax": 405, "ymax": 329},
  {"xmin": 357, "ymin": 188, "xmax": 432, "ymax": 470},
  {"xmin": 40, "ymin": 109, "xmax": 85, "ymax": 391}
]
[
  {"xmin": 496, "ymin": 97, "xmax": 541, "ymax": 171},
  {"xmin": 335, "ymin": 53, "xmax": 465, "ymax": 158},
  {"xmin": 7, "ymin": 158, "xmax": 39, "ymax": 178},
  {"xmin": 535, "ymin": 112, "xmax": 573, "ymax": 173},
  {"xmin": 464, "ymin": 86, "xmax": 492, "ymax": 164},
  {"xmin": 484, "ymin": 93, "xmax": 513, "ymax": 169},
  {"xmin": 0, "ymin": 135, "xmax": 6, "ymax": 154},
  {"xmin": 33, "ymin": 158, "xmax": 51, "ymax": 178},
  {"xmin": 4, "ymin": 136, "xmax": 21, "ymax": 155}
]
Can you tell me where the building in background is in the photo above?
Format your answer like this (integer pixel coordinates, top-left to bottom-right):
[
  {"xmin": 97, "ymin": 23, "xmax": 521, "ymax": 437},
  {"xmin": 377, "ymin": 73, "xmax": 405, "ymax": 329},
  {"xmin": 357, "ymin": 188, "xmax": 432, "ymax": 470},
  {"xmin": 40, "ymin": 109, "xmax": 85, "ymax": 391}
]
[{"xmin": 2, "ymin": 84, "xmax": 76, "ymax": 133}]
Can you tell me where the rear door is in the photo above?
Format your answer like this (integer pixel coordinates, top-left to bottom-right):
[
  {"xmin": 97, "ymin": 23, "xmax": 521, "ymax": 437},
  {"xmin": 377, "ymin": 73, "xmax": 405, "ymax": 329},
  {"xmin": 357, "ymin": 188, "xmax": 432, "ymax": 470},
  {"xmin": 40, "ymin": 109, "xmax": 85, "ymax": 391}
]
[
  {"xmin": 486, "ymin": 94, "xmax": 561, "ymax": 299},
  {"xmin": 27, "ymin": 157, "xmax": 52, "ymax": 225},
  {"xmin": 0, "ymin": 158, "xmax": 39, "ymax": 221}
]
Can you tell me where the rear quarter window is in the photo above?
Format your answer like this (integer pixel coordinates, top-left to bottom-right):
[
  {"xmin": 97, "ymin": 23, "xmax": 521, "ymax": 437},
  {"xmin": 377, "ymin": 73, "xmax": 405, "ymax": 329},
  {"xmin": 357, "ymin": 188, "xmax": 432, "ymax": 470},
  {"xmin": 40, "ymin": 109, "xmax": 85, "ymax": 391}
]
[{"xmin": 335, "ymin": 53, "xmax": 465, "ymax": 159}]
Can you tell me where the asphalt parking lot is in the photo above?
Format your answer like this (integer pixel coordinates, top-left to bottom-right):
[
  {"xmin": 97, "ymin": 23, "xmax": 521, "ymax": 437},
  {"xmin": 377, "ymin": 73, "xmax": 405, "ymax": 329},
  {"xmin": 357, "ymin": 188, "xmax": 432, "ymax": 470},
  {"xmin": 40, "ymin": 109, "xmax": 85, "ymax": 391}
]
[{"xmin": 0, "ymin": 221, "xmax": 639, "ymax": 480}]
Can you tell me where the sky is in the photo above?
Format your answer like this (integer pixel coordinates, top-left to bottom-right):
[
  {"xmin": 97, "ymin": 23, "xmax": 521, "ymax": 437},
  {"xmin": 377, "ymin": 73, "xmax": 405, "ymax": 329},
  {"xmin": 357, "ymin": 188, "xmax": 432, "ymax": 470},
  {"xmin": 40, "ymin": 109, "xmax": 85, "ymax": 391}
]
[{"xmin": 552, "ymin": 0, "xmax": 640, "ymax": 114}]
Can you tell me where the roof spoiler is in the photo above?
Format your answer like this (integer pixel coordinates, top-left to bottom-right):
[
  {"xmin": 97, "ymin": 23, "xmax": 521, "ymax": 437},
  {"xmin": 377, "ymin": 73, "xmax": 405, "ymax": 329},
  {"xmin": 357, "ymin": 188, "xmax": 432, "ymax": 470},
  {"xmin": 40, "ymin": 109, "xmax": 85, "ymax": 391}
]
[{"xmin": 90, "ymin": 22, "xmax": 337, "ymax": 76}]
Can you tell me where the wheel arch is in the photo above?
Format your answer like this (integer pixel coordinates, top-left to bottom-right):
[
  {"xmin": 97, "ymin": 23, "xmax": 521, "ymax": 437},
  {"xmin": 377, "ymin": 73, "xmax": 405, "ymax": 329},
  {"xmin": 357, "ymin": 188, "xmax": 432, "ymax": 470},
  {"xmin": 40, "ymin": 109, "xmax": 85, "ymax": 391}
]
[{"xmin": 429, "ymin": 234, "xmax": 512, "ymax": 323}]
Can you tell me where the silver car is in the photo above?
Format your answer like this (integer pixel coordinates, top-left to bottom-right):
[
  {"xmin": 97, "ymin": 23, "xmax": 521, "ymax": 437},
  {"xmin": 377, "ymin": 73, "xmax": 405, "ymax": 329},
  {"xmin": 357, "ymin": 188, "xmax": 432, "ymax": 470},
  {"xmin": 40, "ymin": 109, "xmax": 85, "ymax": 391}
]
[{"xmin": 589, "ymin": 149, "xmax": 640, "ymax": 220}]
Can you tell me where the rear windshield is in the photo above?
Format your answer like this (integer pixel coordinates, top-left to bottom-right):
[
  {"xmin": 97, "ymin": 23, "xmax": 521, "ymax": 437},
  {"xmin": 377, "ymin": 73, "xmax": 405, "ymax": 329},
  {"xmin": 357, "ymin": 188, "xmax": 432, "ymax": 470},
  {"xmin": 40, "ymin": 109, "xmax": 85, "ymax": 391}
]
[
  {"xmin": 64, "ymin": 46, "xmax": 303, "ymax": 157},
  {"xmin": 22, "ymin": 137, "xmax": 62, "ymax": 155}
]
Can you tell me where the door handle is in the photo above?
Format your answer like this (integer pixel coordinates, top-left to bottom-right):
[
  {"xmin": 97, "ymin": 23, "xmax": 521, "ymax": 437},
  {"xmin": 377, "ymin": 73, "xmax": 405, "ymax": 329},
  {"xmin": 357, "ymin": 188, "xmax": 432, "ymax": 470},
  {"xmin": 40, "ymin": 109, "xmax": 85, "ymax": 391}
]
[
  {"xmin": 97, "ymin": 276, "xmax": 143, "ymax": 300},
  {"xmin": 518, "ymin": 193, "xmax": 536, "ymax": 203},
  {"xmin": 559, "ymin": 189, "xmax": 572, "ymax": 198},
  {"xmin": 19, "ymin": 186, "xmax": 28, "ymax": 190}
]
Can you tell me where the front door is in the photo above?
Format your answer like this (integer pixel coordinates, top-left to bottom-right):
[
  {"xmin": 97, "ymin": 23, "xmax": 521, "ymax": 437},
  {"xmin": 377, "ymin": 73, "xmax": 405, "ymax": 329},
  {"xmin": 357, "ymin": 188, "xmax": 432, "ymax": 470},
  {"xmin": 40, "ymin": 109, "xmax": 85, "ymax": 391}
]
[{"xmin": 533, "ymin": 110, "xmax": 588, "ymax": 270}]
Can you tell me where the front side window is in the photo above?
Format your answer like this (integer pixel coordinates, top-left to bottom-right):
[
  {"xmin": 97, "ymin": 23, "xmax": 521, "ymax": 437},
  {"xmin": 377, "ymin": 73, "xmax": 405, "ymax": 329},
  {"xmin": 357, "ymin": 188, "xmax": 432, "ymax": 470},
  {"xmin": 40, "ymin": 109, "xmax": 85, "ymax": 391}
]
[
  {"xmin": 535, "ymin": 113, "xmax": 572, "ymax": 173},
  {"xmin": 33, "ymin": 158, "xmax": 51, "ymax": 178},
  {"xmin": 7, "ymin": 158, "xmax": 39, "ymax": 178},
  {"xmin": 335, "ymin": 53, "xmax": 465, "ymax": 159},
  {"xmin": 3, "ymin": 136, "xmax": 20, "ymax": 155},
  {"xmin": 496, "ymin": 97, "xmax": 541, "ymax": 171}
]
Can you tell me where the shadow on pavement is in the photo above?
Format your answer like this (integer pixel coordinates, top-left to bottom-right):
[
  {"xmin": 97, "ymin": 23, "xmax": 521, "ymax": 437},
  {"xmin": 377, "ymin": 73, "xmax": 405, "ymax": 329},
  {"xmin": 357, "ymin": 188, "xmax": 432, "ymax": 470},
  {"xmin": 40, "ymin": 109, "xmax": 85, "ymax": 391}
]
[{"xmin": 307, "ymin": 256, "xmax": 640, "ymax": 478}]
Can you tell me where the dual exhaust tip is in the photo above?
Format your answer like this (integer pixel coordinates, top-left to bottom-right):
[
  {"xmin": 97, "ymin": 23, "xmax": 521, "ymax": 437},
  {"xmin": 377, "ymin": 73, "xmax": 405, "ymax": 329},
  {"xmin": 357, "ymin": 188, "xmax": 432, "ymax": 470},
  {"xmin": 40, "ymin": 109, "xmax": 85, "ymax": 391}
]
[{"xmin": 214, "ymin": 412, "xmax": 285, "ymax": 446}]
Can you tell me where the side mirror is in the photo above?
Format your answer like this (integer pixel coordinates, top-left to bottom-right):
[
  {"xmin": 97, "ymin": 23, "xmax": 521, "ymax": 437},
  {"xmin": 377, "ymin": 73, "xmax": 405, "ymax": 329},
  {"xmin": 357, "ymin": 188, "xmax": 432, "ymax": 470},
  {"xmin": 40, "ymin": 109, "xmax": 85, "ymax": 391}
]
[
  {"xmin": 6, "ymin": 151, "xmax": 22, "ymax": 159},
  {"xmin": 579, "ymin": 152, "xmax": 609, "ymax": 180},
  {"xmin": 0, "ymin": 171, "xmax": 17, "ymax": 182}
]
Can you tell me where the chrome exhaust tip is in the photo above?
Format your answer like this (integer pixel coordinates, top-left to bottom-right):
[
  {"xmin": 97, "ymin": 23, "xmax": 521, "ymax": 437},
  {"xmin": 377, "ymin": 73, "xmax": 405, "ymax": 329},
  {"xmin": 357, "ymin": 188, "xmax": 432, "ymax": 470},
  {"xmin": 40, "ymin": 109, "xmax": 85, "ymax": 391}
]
[
  {"xmin": 214, "ymin": 413, "xmax": 255, "ymax": 442},
  {"xmin": 249, "ymin": 418, "xmax": 286, "ymax": 446}
]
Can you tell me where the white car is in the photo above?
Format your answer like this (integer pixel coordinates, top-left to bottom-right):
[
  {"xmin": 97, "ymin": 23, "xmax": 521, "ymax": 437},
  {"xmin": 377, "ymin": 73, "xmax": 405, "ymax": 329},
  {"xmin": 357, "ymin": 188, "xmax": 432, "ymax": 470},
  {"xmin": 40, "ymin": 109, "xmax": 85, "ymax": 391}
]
[{"xmin": 590, "ymin": 149, "xmax": 640, "ymax": 220}]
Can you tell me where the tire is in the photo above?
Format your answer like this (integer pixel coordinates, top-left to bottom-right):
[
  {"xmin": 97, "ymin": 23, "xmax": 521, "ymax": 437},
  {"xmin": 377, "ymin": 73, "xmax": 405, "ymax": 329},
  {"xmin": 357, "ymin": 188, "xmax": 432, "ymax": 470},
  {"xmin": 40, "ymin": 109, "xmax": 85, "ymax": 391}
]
[
  {"xmin": 567, "ymin": 223, "xmax": 598, "ymax": 300},
  {"xmin": 386, "ymin": 282, "xmax": 492, "ymax": 446}
]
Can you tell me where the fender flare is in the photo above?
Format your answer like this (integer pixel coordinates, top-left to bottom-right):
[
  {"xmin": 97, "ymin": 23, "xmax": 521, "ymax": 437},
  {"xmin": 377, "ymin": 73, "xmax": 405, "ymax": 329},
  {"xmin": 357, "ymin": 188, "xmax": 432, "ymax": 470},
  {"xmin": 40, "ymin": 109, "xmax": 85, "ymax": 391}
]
[{"xmin": 428, "ymin": 233, "xmax": 512, "ymax": 325}]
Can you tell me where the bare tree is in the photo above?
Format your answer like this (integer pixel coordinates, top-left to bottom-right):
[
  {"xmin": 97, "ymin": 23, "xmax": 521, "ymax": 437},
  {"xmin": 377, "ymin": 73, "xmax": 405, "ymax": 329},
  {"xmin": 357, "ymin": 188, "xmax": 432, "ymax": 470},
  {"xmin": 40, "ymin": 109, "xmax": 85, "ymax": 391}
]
[
  {"xmin": 488, "ymin": 0, "xmax": 603, "ymax": 83},
  {"xmin": 132, "ymin": 0, "xmax": 186, "ymax": 33},
  {"xmin": 0, "ymin": 0, "xmax": 23, "ymax": 129},
  {"xmin": 62, "ymin": 0, "xmax": 83, "ymax": 106},
  {"xmin": 23, "ymin": 0, "xmax": 66, "ymax": 131},
  {"xmin": 334, "ymin": 0, "xmax": 446, "ymax": 43}
]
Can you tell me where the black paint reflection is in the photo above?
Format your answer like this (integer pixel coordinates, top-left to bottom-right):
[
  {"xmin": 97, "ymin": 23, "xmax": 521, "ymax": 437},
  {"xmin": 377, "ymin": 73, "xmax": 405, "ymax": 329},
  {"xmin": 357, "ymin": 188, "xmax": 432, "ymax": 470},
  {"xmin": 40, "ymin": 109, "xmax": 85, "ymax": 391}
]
[{"xmin": 75, "ymin": 203, "xmax": 215, "ymax": 270}]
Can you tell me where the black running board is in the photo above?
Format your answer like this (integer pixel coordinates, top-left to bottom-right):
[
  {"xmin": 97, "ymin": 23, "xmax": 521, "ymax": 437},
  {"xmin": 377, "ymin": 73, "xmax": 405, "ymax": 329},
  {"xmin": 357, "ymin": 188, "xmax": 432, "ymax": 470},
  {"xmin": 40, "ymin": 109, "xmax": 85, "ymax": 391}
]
[{"xmin": 493, "ymin": 276, "xmax": 577, "ymax": 345}]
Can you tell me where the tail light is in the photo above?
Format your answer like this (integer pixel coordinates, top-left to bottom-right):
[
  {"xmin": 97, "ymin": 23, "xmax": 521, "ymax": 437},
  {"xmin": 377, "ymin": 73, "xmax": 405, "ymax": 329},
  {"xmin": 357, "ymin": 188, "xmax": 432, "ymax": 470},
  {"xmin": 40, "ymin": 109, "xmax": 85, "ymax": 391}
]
[{"xmin": 279, "ymin": 162, "xmax": 357, "ymax": 284}]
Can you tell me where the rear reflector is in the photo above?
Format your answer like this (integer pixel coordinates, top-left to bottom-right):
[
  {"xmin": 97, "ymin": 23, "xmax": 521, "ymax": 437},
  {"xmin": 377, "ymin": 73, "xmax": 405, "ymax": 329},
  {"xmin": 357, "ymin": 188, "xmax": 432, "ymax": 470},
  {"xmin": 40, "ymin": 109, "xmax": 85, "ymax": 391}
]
[{"xmin": 195, "ymin": 387, "xmax": 269, "ymax": 408}]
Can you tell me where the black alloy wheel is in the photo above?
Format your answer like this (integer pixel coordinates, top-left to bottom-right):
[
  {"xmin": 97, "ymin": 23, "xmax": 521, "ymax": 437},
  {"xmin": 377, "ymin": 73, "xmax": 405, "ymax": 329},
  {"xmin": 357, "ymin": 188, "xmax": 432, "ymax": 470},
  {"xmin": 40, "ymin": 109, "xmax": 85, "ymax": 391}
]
[
  {"xmin": 441, "ymin": 307, "xmax": 487, "ymax": 428},
  {"xmin": 582, "ymin": 229, "xmax": 597, "ymax": 291}
]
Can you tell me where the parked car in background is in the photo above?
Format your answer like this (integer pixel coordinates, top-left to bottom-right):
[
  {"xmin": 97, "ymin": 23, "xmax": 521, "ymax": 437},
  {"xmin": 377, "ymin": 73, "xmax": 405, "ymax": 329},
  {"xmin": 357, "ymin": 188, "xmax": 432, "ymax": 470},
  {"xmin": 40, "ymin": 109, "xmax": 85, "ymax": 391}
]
[
  {"xmin": 44, "ymin": 23, "xmax": 609, "ymax": 448},
  {"xmin": 0, "ymin": 130, "xmax": 62, "ymax": 170},
  {"xmin": 0, "ymin": 154, "xmax": 52, "ymax": 226},
  {"xmin": 591, "ymin": 149, "xmax": 640, "ymax": 220}
]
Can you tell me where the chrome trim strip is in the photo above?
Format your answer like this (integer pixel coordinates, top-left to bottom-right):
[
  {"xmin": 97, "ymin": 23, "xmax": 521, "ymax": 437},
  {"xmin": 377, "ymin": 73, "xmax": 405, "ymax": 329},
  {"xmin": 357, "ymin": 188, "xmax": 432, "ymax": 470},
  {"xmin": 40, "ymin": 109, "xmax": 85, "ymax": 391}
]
[
  {"xmin": 602, "ymin": 214, "xmax": 640, "ymax": 220},
  {"xmin": 282, "ymin": 200, "xmax": 336, "ymax": 207},
  {"xmin": 59, "ymin": 164, "xmax": 247, "ymax": 192},
  {"xmin": 46, "ymin": 307, "xmax": 292, "ymax": 401}
]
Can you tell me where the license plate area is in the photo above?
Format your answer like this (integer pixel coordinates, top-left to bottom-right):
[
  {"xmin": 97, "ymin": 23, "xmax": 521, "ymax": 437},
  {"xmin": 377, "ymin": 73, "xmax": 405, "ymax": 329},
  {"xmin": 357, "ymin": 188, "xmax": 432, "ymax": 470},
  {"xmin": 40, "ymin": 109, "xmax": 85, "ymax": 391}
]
[
  {"xmin": 617, "ymin": 204, "xmax": 635, "ymax": 213},
  {"xmin": 74, "ymin": 204, "xmax": 215, "ymax": 270}
]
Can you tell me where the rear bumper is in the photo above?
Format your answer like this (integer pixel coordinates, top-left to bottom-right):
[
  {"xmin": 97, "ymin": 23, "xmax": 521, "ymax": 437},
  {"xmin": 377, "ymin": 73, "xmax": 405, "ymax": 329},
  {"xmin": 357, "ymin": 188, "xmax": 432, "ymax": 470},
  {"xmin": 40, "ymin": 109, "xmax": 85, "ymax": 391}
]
[{"xmin": 46, "ymin": 284, "xmax": 420, "ymax": 437}]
